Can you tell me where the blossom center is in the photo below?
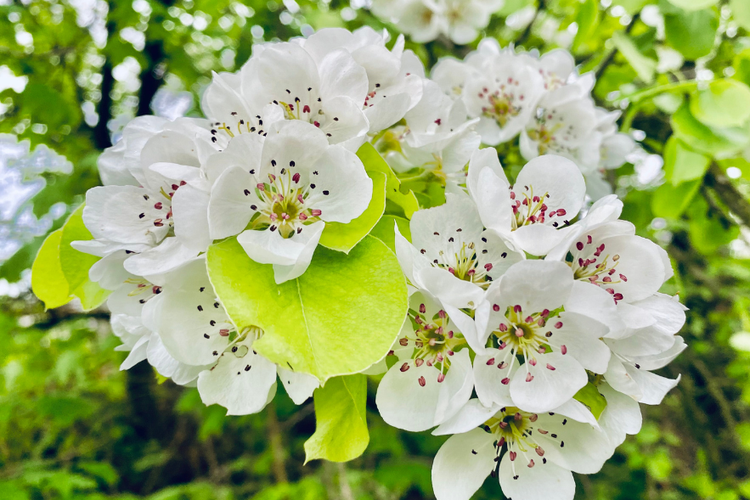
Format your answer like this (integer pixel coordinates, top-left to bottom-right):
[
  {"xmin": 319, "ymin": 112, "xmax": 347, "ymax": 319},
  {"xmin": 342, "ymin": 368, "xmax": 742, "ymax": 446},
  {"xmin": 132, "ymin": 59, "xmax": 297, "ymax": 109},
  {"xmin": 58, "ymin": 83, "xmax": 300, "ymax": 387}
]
[
  {"xmin": 250, "ymin": 169, "xmax": 321, "ymax": 239},
  {"xmin": 510, "ymin": 185, "xmax": 569, "ymax": 229},
  {"xmin": 571, "ymin": 236, "xmax": 627, "ymax": 303},
  {"xmin": 478, "ymin": 81, "xmax": 524, "ymax": 127}
]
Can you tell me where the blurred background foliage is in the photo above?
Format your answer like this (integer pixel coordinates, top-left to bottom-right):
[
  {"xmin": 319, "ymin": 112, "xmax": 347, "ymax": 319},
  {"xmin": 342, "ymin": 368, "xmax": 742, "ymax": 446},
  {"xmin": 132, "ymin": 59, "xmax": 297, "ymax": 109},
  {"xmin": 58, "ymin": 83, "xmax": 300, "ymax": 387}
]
[{"xmin": 3, "ymin": 0, "xmax": 750, "ymax": 498}]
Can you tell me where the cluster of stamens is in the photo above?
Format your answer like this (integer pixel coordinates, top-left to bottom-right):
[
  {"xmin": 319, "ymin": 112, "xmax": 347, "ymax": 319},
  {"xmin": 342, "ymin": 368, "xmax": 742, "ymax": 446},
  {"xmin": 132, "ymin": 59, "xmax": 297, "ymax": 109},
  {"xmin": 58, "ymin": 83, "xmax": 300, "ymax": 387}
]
[
  {"xmin": 126, "ymin": 278, "xmax": 162, "ymax": 304},
  {"xmin": 483, "ymin": 407, "xmax": 567, "ymax": 479},
  {"xmin": 478, "ymin": 79, "xmax": 524, "ymax": 126},
  {"xmin": 509, "ymin": 186, "xmax": 568, "ymax": 229},
  {"xmin": 248, "ymin": 160, "xmax": 323, "ymax": 239},
  {"xmin": 397, "ymin": 304, "xmax": 467, "ymax": 385},
  {"xmin": 488, "ymin": 304, "xmax": 567, "ymax": 383},
  {"xmin": 571, "ymin": 236, "xmax": 627, "ymax": 303},
  {"xmin": 210, "ymin": 111, "xmax": 268, "ymax": 143},
  {"xmin": 138, "ymin": 186, "xmax": 181, "ymax": 230}
]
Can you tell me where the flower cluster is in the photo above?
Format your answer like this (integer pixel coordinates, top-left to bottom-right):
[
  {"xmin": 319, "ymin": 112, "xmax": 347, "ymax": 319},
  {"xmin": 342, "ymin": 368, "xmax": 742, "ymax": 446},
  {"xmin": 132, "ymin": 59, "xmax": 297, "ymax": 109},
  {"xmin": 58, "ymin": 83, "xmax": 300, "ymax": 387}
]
[
  {"xmin": 72, "ymin": 26, "xmax": 684, "ymax": 500},
  {"xmin": 369, "ymin": 0, "xmax": 504, "ymax": 45},
  {"xmin": 375, "ymin": 150, "xmax": 686, "ymax": 499}
]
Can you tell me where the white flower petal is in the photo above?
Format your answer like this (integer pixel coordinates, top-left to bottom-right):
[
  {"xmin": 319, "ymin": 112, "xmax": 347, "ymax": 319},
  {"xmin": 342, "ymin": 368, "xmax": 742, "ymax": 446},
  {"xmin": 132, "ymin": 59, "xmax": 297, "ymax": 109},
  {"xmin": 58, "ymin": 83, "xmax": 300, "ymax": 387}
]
[
  {"xmin": 277, "ymin": 367, "xmax": 320, "ymax": 405},
  {"xmin": 510, "ymin": 352, "xmax": 587, "ymax": 413},
  {"xmin": 499, "ymin": 451, "xmax": 575, "ymax": 500},
  {"xmin": 197, "ymin": 339, "xmax": 278, "ymax": 415},
  {"xmin": 432, "ymin": 428, "xmax": 495, "ymax": 500}
]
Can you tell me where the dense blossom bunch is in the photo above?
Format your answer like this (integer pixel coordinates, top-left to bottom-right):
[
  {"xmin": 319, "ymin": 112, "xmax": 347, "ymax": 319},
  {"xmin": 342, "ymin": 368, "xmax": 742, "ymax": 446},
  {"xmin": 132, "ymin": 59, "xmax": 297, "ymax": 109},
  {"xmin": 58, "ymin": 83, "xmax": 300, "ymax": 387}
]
[{"xmin": 59, "ymin": 26, "xmax": 684, "ymax": 500}]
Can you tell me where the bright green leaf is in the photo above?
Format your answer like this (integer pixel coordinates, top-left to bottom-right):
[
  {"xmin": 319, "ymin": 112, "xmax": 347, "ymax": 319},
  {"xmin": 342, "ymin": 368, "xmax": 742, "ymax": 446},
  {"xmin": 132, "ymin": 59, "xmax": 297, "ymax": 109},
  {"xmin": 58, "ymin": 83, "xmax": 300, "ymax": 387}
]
[
  {"xmin": 207, "ymin": 235, "xmax": 408, "ymax": 382},
  {"xmin": 572, "ymin": 0, "xmax": 600, "ymax": 54},
  {"xmin": 369, "ymin": 215, "xmax": 411, "ymax": 252},
  {"xmin": 663, "ymin": 136, "xmax": 710, "ymax": 185},
  {"xmin": 731, "ymin": 0, "xmax": 750, "ymax": 30},
  {"xmin": 358, "ymin": 143, "xmax": 419, "ymax": 218},
  {"xmin": 667, "ymin": 0, "xmax": 718, "ymax": 11},
  {"xmin": 664, "ymin": 8, "xmax": 719, "ymax": 61},
  {"xmin": 304, "ymin": 374, "xmax": 369, "ymax": 463},
  {"xmin": 59, "ymin": 205, "xmax": 110, "ymax": 310},
  {"xmin": 31, "ymin": 229, "xmax": 71, "ymax": 310},
  {"xmin": 690, "ymin": 79, "xmax": 750, "ymax": 128},
  {"xmin": 574, "ymin": 383, "xmax": 607, "ymax": 419},
  {"xmin": 651, "ymin": 178, "xmax": 702, "ymax": 219},
  {"xmin": 670, "ymin": 104, "xmax": 749, "ymax": 158},
  {"xmin": 320, "ymin": 170, "xmax": 386, "ymax": 253},
  {"xmin": 612, "ymin": 31, "xmax": 657, "ymax": 83}
]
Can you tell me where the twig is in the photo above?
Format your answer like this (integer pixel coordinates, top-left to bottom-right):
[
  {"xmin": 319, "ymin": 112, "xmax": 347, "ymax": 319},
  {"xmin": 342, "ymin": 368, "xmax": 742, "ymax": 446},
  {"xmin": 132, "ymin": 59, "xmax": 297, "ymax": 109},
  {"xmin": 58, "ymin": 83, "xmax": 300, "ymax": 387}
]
[
  {"xmin": 267, "ymin": 401, "xmax": 289, "ymax": 484},
  {"xmin": 704, "ymin": 163, "xmax": 750, "ymax": 229}
]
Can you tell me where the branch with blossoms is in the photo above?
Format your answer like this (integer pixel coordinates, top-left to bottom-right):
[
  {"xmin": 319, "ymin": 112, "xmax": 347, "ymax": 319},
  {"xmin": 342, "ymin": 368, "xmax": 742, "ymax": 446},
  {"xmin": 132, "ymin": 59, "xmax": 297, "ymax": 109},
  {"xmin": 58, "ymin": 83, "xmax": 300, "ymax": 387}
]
[{"xmin": 30, "ymin": 13, "xmax": 688, "ymax": 500}]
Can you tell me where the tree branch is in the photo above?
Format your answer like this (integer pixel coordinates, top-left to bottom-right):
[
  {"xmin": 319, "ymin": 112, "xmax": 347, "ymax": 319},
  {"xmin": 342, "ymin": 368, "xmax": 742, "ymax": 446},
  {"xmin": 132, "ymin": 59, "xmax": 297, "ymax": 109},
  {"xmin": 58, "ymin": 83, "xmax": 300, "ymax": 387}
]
[{"xmin": 704, "ymin": 163, "xmax": 750, "ymax": 229}]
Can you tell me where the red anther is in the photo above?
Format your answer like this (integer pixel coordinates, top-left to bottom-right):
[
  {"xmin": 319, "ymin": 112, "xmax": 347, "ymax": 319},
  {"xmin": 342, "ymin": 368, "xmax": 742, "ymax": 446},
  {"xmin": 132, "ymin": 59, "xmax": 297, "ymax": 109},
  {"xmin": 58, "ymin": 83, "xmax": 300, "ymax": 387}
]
[
  {"xmin": 497, "ymin": 437, "xmax": 506, "ymax": 447},
  {"xmin": 180, "ymin": 180, "xmax": 186, "ymax": 186},
  {"xmin": 525, "ymin": 316, "xmax": 533, "ymax": 323},
  {"xmin": 619, "ymin": 274, "xmax": 628, "ymax": 282},
  {"xmin": 498, "ymin": 323, "xmax": 508, "ymax": 332},
  {"xmin": 613, "ymin": 293, "xmax": 624, "ymax": 302},
  {"xmin": 515, "ymin": 327, "xmax": 524, "ymax": 338},
  {"xmin": 313, "ymin": 121, "xmax": 320, "ymax": 127},
  {"xmin": 587, "ymin": 235, "xmax": 592, "ymax": 244},
  {"xmin": 527, "ymin": 459, "xmax": 535, "ymax": 468},
  {"xmin": 528, "ymin": 358, "xmax": 537, "ymax": 366},
  {"xmin": 514, "ymin": 305, "xmax": 522, "ymax": 313},
  {"xmin": 219, "ymin": 329, "xmax": 230, "ymax": 336},
  {"xmin": 171, "ymin": 184, "xmax": 179, "ymax": 191},
  {"xmin": 535, "ymin": 447, "xmax": 545, "ymax": 457},
  {"xmin": 415, "ymin": 358, "xmax": 424, "ymax": 367},
  {"xmin": 555, "ymin": 321, "xmax": 563, "ymax": 329},
  {"xmin": 576, "ymin": 242, "xmax": 584, "ymax": 251},
  {"xmin": 438, "ymin": 310, "xmax": 446, "ymax": 319},
  {"xmin": 541, "ymin": 309, "xmax": 550, "ymax": 317},
  {"xmin": 256, "ymin": 183, "xmax": 265, "ymax": 191},
  {"xmin": 529, "ymin": 413, "xmax": 538, "ymax": 422},
  {"xmin": 509, "ymin": 451, "xmax": 517, "ymax": 461},
  {"xmin": 486, "ymin": 358, "xmax": 496, "ymax": 366},
  {"xmin": 603, "ymin": 276, "xmax": 612, "ymax": 282},
  {"xmin": 546, "ymin": 363, "xmax": 556, "ymax": 371},
  {"xmin": 311, "ymin": 209, "xmax": 322, "ymax": 217},
  {"xmin": 537, "ymin": 318, "xmax": 545, "ymax": 327},
  {"xmin": 557, "ymin": 209, "xmax": 567, "ymax": 216},
  {"xmin": 418, "ymin": 376, "xmax": 426, "ymax": 387},
  {"xmin": 510, "ymin": 191, "xmax": 516, "ymax": 199},
  {"xmin": 525, "ymin": 373, "xmax": 534, "ymax": 382},
  {"xmin": 493, "ymin": 304, "xmax": 501, "ymax": 312},
  {"xmin": 400, "ymin": 362, "xmax": 410, "ymax": 372},
  {"xmin": 448, "ymin": 331, "xmax": 454, "ymax": 338},
  {"xmin": 437, "ymin": 373, "xmax": 445, "ymax": 383},
  {"xmin": 514, "ymin": 412, "xmax": 522, "ymax": 421},
  {"xmin": 299, "ymin": 213, "xmax": 308, "ymax": 221},
  {"xmin": 303, "ymin": 105, "xmax": 311, "ymax": 113},
  {"xmin": 498, "ymin": 361, "xmax": 507, "ymax": 369},
  {"xmin": 399, "ymin": 338, "xmax": 409, "ymax": 346},
  {"xmin": 560, "ymin": 345, "xmax": 568, "ymax": 355},
  {"xmin": 154, "ymin": 202, "xmax": 163, "ymax": 210},
  {"xmin": 533, "ymin": 196, "xmax": 540, "ymax": 203},
  {"xmin": 419, "ymin": 303, "xmax": 426, "ymax": 314},
  {"xmin": 292, "ymin": 173, "xmax": 301, "ymax": 183},
  {"xmin": 434, "ymin": 118, "xmax": 442, "ymax": 125},
  {"xmin": 501, "ymin": 377, "xmax": 510, "ymax": 385}
]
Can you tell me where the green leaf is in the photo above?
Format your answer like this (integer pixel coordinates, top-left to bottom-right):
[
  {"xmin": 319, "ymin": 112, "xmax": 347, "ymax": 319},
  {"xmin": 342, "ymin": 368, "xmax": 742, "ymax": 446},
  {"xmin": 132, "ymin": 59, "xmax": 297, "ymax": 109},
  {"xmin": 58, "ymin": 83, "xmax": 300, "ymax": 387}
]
[
  {"xmin": 59, "ymin": 205, "xmax": 110, "ymax": 310},
  {"xmin": 369, "ymin": 215, "xmax": 411, "ymax": 252},
  {"xmin": 666, "ymin": 0, "xmax": 718, "ymax": 11},
  {"xmin": 304, "ymin": 374, "xmax": 369, "ymax": 463},
  {"xmin": 732, "ymin": 0, "xmax": 750, "ymax": 31},
  {"xmin": 612, "ymin": 31, "xmax": 657, "ymax": 83},
  {"xmin": 663, "ymin": 136, "xmax": 710, "ymax": 185},
  {"xmin": 572, "ymin": 0, "xmax": 600, "ymax": 54},
  {"xmin": 690, "ymin": 79, "xmax": 750, "ymax": 128},
  {"xmin": 664, "ymin": 8, "xmax": 719, "ymax": 61},
  {"xmin": 31, "ymin": 229, "xmax": 71, "ymax": 310},
  {"xmin": 574, "ymin": 383, "xmax": 607, "ymax": 419},
  {"xmin": 651, "ymin": 178, "xmax": 702, "ymax": 219},
  {"xmin": 207, "ymin": 235, "xmax": 408, "ymax": 382},
  {"xmin": 358, "ymin": 143, "xmax": 419, "ymax": 218},
  {"xmin": 670, "ymin": 103, "xmax": 750, "ymax": 159},
  {"xmin": 319, "ymin": 170, "xmax": 386, "ymax": 253}
]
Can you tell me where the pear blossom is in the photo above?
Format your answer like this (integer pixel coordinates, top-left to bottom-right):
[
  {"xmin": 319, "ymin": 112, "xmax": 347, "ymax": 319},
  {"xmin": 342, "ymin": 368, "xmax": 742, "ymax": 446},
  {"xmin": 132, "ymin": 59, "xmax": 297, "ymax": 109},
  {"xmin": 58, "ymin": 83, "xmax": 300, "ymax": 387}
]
[
  {"xmin": 301, "ymin": 27, "xmax": 424, "ymax": 136},
  {"xmin": 381, "ymin": 80, "xmax": 481, "ymax": 193},
  {"xmin": 202, "ymin": 33, "xmax": 372, "ymax": 148},
  {"xmin": 80, "ymin": 117, "xmax": 216, "ymax": 276},
  {"xmin": 207, "ymin": 120, "xmax": 372, "ymax": 283},
  {"xmin": 370, "ymin": 0, "xmax": 504, "ymax": 45},
  {"xmin": 376, "ymin": 291, "xmax": 475, "ymax": 431},
  {"xmin": 394, "ymin": 193, "xmax": 522, "ymax": 311},
  {"xmin": 473, "ymin": 260, "xmax": 611, "ymax": 413},
  {"xmin": 430, "ymin": 402, "xmax": 614, "ymax": 500},
  {"xmin": 467, "ymin": 151, "xmax": 586, "ymax": 256}
]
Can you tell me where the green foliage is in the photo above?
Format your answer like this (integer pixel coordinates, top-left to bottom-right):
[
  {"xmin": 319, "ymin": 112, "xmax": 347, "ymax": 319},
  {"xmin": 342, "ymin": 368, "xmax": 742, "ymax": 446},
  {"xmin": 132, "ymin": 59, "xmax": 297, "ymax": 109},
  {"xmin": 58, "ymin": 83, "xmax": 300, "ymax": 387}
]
[
  {"xmin": 30, "ymin": 205, "xmax": 109, "ymax": 311},
  {"xmin": 207, "ymin": 236, "xmax": 407, "ymax": 382},
  {"xmin": 304, "ymin": 375, "xmax": 369, "ymax": 463},
  {"xmin": 575, "ymin": 383, "xmax": 608, "ymax": 419}
]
